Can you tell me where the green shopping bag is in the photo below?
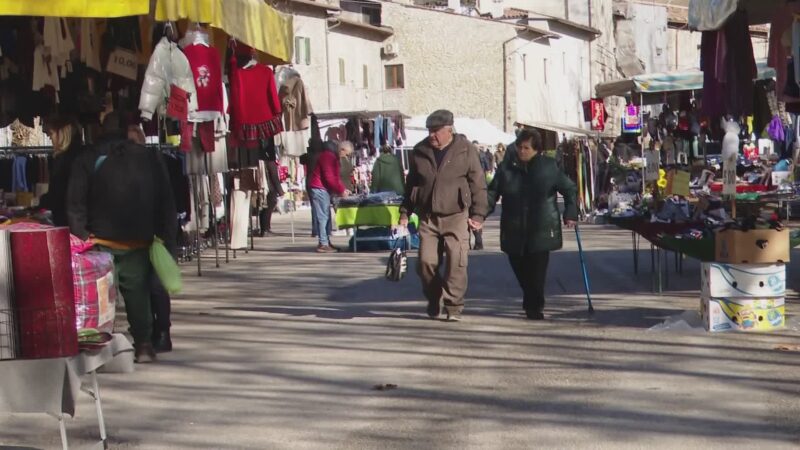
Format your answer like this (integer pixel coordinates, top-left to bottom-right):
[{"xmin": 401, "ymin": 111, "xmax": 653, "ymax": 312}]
[{"xmin": 150, "ymin": 238, "xmax": 182, "ymax": 295}]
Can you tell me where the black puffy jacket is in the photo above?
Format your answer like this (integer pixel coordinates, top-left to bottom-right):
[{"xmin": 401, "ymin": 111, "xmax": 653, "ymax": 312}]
[
  {"xmin": 487, "ymin": 152, "xmax": 578, "ymax": 254},
  {"xmin": 67, "ymin": 138, "xmax": 177, "ymax": 251}
]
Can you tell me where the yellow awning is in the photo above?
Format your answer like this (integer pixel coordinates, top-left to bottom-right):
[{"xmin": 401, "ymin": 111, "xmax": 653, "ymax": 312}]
[
  {"xmin": 155, "ymin": 0, "xmax": 293, "ymax": 64},
  {"xmin": 0, "ymin": 0, "xmax": 149, "ymax": 18}
]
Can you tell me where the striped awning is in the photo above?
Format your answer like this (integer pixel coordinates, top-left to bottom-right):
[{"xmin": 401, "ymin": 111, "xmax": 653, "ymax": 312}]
[
  {"xmin": 155, "ymin": 0, "xmax": 293, "ymax": 63},
  {"xmin": 0, "ymin": 0, "xmax": 148, "ymax": 18},
  {"xmin": 596, "ymin": 61, "xmax": 776, "ymax": 98}
]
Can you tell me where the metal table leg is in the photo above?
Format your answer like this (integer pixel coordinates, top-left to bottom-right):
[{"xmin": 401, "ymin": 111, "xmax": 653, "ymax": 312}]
[
  {"xmin": 80, "ymin": 371, "xmax": 108, "ymax": 448},
  {"xmin": 632, "ymin": 231, "xmax": 639, "ymax": 274}
]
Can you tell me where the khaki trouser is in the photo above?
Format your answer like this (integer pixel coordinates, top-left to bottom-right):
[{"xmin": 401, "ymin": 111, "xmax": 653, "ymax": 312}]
[{"xmin": 417, "ymin": 212, "xmax": 471, "ymax": 315}]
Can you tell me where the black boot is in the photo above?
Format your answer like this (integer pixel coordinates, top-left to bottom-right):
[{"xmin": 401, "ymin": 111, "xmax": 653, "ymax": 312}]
[{"xmin": 153, "ymin": 330, "xmax": 172, "ymax": 353}]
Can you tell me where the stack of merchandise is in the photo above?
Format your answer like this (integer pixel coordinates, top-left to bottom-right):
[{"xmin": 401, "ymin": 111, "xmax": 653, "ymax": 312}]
[{"xmin": 700, "ymin": 226, "xmax": 789, "ymax": 332}]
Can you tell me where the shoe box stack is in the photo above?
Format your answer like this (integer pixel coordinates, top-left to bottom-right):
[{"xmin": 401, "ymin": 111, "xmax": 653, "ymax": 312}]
[{"xmin": 701, "ymin": 229, "xmax": 790, "ymax": 332}]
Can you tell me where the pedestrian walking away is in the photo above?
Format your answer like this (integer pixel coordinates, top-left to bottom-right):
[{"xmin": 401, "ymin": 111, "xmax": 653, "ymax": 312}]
[
  {"xmin": 487, "ymin": 129, "xmax": 578, "ymax": 320},
  {"xmin": 67, "ymin": 112, "xmax": 178, "ymax": 362},
  {"xmin": 400, "ymin": 109, "xmax": 488, "ymax": 322}
]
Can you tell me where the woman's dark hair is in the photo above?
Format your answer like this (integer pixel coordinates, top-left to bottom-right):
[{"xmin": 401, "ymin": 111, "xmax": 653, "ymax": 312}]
[{"xmin": 515, "ymin": 129, "xmax": 543, "ymax": 151}]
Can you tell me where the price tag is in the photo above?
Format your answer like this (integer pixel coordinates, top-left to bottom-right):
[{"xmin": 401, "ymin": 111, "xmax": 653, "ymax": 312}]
[
  {"xmin": 644, "ymin": 150, "xmax": 659, "ymax": 182},
  {"xmin": 722, "ymin": 157, "xmax": 736, "ymax": 195}
]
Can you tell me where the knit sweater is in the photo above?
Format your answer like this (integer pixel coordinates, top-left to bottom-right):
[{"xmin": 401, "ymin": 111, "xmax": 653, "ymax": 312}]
[{"xmin": 309, "ymin": 150, "xmax": 345, "ymax": 195}]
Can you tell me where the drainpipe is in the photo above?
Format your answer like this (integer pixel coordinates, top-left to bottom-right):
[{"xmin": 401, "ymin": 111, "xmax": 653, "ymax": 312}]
[
  {"xmin": 326, "ymin": 19, "xmax": 343, "ymax": 111},
  {"xmin": 502, "ymin": 37, "xmax": 514, "ymax": 133}
]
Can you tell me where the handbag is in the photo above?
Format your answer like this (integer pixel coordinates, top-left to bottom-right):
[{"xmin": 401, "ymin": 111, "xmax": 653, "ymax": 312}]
[{"xmin": 384, "ymin": 236, "xmax": 408, "ymax": 282}]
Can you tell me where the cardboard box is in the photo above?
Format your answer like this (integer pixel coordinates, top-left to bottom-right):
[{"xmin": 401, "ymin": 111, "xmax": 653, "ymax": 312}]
[
  {"xmin": 700, "ymin": 297, "xmax": 785, "ymax": 332},
  {"xmin": 701, "ymin": 263, "xmax": 785, "ymax": 298},
  {"xmin": 714, "ymin": 229, "xmax": 790, "ymax": 264}
]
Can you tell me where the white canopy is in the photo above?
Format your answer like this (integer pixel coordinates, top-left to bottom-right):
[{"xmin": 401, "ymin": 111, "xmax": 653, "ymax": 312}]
[{"xmin": 404, "ymin": 116, "xmax": 517, "ymax": 149}]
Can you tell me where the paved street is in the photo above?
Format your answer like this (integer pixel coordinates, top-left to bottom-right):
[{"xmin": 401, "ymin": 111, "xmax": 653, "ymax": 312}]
[{"xmin": 1, "ymin": 210, "xmax": 799, "ymax": 449}]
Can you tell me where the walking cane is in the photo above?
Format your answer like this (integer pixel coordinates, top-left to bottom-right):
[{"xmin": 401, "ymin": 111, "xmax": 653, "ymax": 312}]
[{"xmin": 574, "ymin": 224, "xmax": 594, "ymax": 314}]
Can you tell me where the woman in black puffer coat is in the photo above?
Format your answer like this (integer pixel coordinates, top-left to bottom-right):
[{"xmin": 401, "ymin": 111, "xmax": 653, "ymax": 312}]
[{"xmin": 487, "ymin": 129, "xmax": 578, "ymax": 320}]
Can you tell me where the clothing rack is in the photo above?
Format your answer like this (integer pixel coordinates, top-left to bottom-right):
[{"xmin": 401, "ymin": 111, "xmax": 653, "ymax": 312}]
[{"xmin": 0, "ymin": 146, "xmax": 54, "ymax": 155}]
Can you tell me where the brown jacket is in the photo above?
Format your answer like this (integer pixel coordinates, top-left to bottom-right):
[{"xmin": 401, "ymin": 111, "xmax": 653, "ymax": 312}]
[
  {"xmin": 401, "ymin": 134, "xmax": 489, "ymax": 222},
  {"xmin": 279, "ymin": 74, "xmax": 312, "ymax": 131}
]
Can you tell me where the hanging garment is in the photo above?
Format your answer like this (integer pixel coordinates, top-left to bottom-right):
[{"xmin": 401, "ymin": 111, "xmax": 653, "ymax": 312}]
[
  {"xmin": 80, "ymin": 19, "xmax": 102, "ymax": 72},
  {"xmin": 374, "ymin": 115, "xmax": 383, "ymax": 149},
  {"xmin": 700, "ymin": 30, "xmax": 727, "ymax": 117},
  {"xmin": 139, "ymin": 37, "xmax": 198, "ymax": 121},
  {"xmin": 722, "ymin": 10, "xmax": 757, "ymax": 117},
  {"xmin": 768, "ymin": 116, "xmax": 786, "ymax": 141},
  {"xmin": 12, "ymin": 156, "xmax": 28, "ymax": 192},
  {"xmin": 229, "ymin": 62, "xmax": 283, "ymax": 143},
  {"xmin": 42, "ymin": 17, "xmax": 74, "ymax": 78},
  {"xmin": 386, "ymin": 118, "xmax": 394, "ymax": 148},
  {"xmin": 279, "ymin": 74, "xmax": 312, "ymax": 131},
  {"xmin": 230, "ymin": 189, "xmax": 251, "ymax": 250},
  {"xmin": 185, "ymin": 133, "xmax": 229, "ymax": 175},
  {"xmin": 32, "ymin": 45, "xmax": 61, "ymax": 93},
  {"xmin": 769, "ymin": 5, "xmax": 800, "ymax": 102},
  {"xmin": 183, "ymin": 43, "xmax": 224, "ymax": 121},
  {"xmin": 276, "ymin": 129, "xmax": 310, "ymax": 157}
]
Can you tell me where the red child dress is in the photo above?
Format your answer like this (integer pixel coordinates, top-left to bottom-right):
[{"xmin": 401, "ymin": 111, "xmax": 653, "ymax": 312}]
[{"xmin": 228, "ymin": 58, "xmax": 283, "ymax": 146}]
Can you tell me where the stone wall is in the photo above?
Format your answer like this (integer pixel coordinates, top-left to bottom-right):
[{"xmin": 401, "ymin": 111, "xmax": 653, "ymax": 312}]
[{"xmin": 381, "ymin": 2, "xmax": 518, "ymax": 129}]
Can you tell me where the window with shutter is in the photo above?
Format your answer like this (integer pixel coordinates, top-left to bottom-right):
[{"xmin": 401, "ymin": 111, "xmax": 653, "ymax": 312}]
[
  {"xmin": 294, "ymin": 37, "xmax": 311, "ymax": 65},
  {"xmin": 384, "ymin": 64, "xmax": 404, "ymax": 89}
]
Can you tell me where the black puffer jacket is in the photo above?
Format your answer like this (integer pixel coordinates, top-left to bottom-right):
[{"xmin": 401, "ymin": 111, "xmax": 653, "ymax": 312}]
[
  {"xmin": 39, "ymin": 143, "xmax": 84, "ymax": 227},
  {"xmin": 487, "ymin": 152, "xmax": 578, "ymax": 254},
  {"xmin": 67, "ymin": 138, "xmax": 177, "ymax": 251}
]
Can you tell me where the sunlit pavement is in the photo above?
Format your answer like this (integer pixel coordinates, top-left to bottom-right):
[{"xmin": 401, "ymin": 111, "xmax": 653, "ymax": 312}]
[{"xmin": 1, "ymin": 210, "xmax": 798, "ymax": 449}]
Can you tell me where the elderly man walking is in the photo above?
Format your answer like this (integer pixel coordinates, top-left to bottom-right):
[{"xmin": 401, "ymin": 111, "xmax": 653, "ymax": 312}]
[{"xmin": 400, "ymin": 110, "xmax": 488, "ymax": 321}]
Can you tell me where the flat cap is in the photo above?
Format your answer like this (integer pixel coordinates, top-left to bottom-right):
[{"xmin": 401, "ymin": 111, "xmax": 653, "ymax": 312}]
[{"xmin": 426, "ymin": 109, "xmax": 454, "ymax": 129}]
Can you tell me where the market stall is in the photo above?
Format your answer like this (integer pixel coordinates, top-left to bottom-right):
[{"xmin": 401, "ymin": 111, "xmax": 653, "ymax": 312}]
[{"xmin": 0, "ymin": 3, "xmax": 300, "ymax": 445}]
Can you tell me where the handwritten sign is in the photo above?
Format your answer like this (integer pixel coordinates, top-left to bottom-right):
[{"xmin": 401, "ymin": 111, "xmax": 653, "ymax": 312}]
[
  {"xmin": 722, "ymin": 157, "xmax": 736, "ymax": 195},
  {"xmin": 644, "ymin": 150, "xmax": 659, "ymax": 182}
]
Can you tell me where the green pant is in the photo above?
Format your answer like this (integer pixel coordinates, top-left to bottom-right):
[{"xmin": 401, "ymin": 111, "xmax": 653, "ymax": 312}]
[{"xmin": 99, "ymin": 246, "xmax": 153, "ymax": 346}]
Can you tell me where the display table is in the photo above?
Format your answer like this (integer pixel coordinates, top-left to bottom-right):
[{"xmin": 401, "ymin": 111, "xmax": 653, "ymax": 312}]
[
  {"xmin": 335, "ymin": 205, "xmax": 405, "ymax": 252},
  {"xmin": 335, "ymin": 204, "xmax": 401, "ymax": 229},
  {"xmin": 0, "ymin": 333, "xmax": 133, "ymax": 450}
]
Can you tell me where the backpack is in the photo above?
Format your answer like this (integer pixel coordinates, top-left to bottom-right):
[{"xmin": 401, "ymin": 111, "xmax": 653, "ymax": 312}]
[{"xmin": 385, "ymin": 239, "xmax": 408, "ymax": 282}]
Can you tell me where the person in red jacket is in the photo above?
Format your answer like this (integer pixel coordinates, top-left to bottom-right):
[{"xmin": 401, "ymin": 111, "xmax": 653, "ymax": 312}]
[{"xmin": 309, "ymin": 141, "xmax": 349, "ymax": 252}]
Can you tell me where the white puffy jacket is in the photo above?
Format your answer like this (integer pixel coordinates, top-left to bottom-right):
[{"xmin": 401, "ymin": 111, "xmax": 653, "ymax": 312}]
[{"xmin": 139, "ymin": 37, "xmax": 198, "ymax": 121}]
